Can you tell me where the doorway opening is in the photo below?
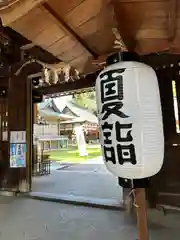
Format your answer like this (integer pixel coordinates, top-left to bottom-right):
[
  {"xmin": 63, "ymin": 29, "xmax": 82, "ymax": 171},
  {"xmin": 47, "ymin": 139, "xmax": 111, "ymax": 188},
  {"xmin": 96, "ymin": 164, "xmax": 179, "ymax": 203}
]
[{"xmin": 31, "ymin": 91, "xmax": 122, "ymax": 205}]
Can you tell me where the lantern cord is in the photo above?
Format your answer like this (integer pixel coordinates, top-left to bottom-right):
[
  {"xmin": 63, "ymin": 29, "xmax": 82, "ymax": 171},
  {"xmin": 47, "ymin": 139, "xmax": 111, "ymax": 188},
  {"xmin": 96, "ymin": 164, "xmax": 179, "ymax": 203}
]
[{"xmin": 129, "ymin": 180, "xmax": 139, "ymax": 208}]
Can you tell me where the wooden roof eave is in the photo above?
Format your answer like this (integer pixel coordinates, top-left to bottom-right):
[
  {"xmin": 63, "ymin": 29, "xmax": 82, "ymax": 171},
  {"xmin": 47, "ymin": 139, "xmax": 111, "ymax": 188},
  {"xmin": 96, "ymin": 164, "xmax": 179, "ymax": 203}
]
[
  {"xmin": 0, "ymin": 0, "xmax": 94, "ymax": 73},
  {"xmin": 2, "ymin": 0, "xmax": 180, "ymax": 77},
  {"xmin": 0, "ymin": 0, "xmax": 118, "ymax": 74},
  {"xmin": 0, "ymin": 0, "xmax": 21, "ymax": 11}
]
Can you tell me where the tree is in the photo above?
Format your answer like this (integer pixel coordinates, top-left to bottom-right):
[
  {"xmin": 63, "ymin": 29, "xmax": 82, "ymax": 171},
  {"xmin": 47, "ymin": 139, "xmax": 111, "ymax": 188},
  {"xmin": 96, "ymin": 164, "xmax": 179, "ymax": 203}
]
[{"xmin": 73, "ymin": 91, "xmax": 97, "ymax": 115}]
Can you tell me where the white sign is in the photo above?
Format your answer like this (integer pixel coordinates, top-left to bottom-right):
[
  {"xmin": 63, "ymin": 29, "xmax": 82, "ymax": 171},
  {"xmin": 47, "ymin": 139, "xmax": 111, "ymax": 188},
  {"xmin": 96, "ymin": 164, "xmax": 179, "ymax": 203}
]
[
  {"xmin": 10, "ymin": 131, "xmax": 26, "ymax": 143},
  {"xmin": 96, "ymin": 61, "xmax": 164, "ymax": 179},
  {"xmin": 2, "ymin": 131, "xmax": 8, "ymax": 141}
]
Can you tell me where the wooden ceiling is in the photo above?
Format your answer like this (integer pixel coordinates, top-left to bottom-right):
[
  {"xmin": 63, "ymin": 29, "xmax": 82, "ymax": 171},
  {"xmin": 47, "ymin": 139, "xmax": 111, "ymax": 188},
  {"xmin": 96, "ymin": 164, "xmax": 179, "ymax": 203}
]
[
  {"xmin": 0, "ymin": 0, "xmax": 19, "ymax": 9},
  {"xmin": 0, "ymin": 0, "xmax": 180, "ymax": 74},
  {"xmin": 113, "ymin": 0, "xmax": 180, "ymax": 54}
]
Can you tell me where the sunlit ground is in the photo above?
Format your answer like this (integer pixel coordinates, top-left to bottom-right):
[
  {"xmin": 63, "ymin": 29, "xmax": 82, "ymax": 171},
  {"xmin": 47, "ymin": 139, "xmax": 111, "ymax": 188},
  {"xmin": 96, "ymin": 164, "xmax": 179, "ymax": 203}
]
[{"xmin": 46, "ymin": 144, "xmax": 102, "ymax": 163}]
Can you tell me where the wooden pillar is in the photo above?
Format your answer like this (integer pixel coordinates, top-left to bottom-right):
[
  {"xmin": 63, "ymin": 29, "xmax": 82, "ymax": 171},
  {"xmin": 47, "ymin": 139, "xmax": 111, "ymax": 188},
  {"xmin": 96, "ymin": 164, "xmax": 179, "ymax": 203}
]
[
  {"xmin": 0, "ymin": 77, "xmax": 9, "ymax": 190},
  {"xmin": 136, "ymin": 188, "xmax": 149, "ymax": 240},
  {"xmin": 157, "ymin": 67, "xmax": 176, "ymax": 141},
  {"xmin": 33, "ymin": 103, "xmax": 38, "ymax": 123},
  {"xmin": 8, "ymin": 67, "xmax": 32, "ymax": 192}
]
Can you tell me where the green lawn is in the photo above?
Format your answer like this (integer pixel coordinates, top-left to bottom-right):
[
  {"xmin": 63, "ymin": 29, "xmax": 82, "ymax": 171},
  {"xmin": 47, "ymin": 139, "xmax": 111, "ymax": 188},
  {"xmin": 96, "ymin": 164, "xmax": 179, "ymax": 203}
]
[{"xmin": 46, "ymin": 145, "xmax": 102, "ymax": 163}]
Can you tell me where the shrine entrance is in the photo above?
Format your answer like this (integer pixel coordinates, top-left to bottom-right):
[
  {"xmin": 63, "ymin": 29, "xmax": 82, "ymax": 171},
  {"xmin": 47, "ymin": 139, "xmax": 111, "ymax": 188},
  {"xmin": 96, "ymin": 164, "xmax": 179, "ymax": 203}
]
[
  {"xmin": 0, "ymin": 56, "xmax": 180, "ymax": 210},
  {"xmin": 0, "ymin": 60, "xmax": 122, "ymax": 207},
  {"xmin": 31, "ymin": 91, "xmax": 122, "ymax": 205}
]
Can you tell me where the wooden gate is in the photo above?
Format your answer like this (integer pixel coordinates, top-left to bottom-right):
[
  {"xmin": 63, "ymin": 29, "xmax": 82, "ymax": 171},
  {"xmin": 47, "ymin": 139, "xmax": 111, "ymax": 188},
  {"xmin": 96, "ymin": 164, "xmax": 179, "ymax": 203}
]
[{"xmin": 0, "ymin": 62, "xmax": 34, "ymax": 193}]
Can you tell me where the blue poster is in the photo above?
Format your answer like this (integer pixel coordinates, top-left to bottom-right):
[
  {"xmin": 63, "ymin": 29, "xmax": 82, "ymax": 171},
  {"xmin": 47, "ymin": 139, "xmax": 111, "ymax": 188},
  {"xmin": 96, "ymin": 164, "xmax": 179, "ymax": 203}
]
[{"xmin": 10, "ymin": 143, "xmax": 26, "ymax": 168}]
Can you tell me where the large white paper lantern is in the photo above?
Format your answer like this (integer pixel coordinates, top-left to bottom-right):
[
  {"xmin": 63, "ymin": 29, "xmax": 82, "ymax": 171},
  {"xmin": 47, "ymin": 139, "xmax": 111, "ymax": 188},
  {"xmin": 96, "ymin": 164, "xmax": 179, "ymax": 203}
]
[{"xmin": 96, "ymin": 60, "xmax": 164, "ymax": 179}]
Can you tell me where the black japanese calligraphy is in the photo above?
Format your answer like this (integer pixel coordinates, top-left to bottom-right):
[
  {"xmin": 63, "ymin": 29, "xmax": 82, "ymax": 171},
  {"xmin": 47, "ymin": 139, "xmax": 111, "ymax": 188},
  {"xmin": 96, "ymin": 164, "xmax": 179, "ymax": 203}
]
[
  {"xmin": 102, "ymin": 101, "xmax": 129, "ymax": 120},
  {"xmin": 103, "ymin": 146, "xmax": 116, "ymax": 164},
  {"xmin": 100, "ymin": 69, "xmax": 125, "ymax": 103},
  {"xmin": 115, "ymin": 122, "xmax": 136, "ymax": 164},
  {"xmin": 101, "ymin": 122, "xmax": 113, "ymax": 144},
  {"xmin": 117, "ymin": 144, "xmax": 136, "ymax": 165},
  {"xmin": 99, "ymin": 67, "xmax": 137, "ymax": 166},
  {"xmin": 115, "ymin": 122, "xmax": 133, "ymax": 142}
]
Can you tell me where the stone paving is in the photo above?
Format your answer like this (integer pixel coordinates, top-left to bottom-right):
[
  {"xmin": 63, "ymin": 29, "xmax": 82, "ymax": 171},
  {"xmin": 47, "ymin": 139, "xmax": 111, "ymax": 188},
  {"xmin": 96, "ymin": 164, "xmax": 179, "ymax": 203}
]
[
  {"xmin": 0, "ymin": 196, "xmax": 180, "ymax": 240},
  {"xmin": 32, "ymin": 157, "xmax": 123, "ymax": 203}
]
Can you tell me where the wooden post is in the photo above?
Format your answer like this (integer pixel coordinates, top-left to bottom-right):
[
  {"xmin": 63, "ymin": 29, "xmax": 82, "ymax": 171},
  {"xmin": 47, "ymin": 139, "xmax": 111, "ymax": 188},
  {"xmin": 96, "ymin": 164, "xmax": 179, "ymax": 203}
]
[
  {"xmin": 26, "ymin": 76, "xmax": 32, "ymax": 191},
  {"xmin": 33, "ymin": 103, "xmax": 38, "ymax": 124},
  {"xmin": 8, "ymin": 66, "xmax": 32, "ymax": 192},
  {"xmin": 135, "ymin": 188, "xmax": 149, "ymax": 240}
]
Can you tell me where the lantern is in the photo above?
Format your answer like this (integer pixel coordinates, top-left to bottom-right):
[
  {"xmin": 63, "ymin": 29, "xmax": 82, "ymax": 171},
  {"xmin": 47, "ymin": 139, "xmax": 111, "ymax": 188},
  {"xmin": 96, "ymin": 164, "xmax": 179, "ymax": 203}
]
[{"xmin": 96, "ymin": 52, "xmax": 164, "ymax": 179}]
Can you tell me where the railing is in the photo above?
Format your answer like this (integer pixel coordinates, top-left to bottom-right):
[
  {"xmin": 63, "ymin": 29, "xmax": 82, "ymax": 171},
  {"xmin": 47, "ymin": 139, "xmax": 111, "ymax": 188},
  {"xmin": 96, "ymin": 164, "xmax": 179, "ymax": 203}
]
[
  {"xmin": 33, "ymin": 160, "xmax": 51, "ymax": 176},
  {"xmin": 32, "ymin": 151, "xmax": 51, "ymax": 176},
  {"xmin": 34, "ymin": 124, "xmax": 58, "ymax": 136}
]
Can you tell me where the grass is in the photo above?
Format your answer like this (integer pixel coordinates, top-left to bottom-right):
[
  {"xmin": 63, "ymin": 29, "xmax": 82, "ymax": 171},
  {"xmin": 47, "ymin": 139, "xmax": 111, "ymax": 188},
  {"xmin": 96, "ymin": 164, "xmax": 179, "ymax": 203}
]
[{"xmin": 46, "ymin": 145, "xmax": 102, "ymax": 163}]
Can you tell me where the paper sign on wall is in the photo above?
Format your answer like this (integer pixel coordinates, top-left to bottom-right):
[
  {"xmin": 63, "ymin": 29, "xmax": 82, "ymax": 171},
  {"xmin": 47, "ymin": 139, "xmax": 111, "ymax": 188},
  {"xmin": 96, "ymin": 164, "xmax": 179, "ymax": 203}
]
[
  {"xmin": 10, "ymin": 131, "xmax": 26, "ymax": 168},
  {"xmin": 10, "ymin": 143, "xmax": 26, "ymax": 168},
  {"xmin": 2, "ymin": 131, "xmax": 8, "ymax": 141},
  {"xmin": 10, "ymin": 131, "xmax": 26, "ymax": 143}
]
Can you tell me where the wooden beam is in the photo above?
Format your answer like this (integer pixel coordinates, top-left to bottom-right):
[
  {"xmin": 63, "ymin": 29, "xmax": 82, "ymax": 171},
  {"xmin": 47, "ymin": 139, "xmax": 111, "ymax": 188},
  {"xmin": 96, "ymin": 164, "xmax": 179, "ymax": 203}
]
[
  {"xmin": 35, "ymin": 53, "xmax": 180, "ymax": 96},
  {"xmin": 0, "ymin": 0, "xmax": 46, "ymax": 26},
  {"xmin": 135, "ymin": 39, "xmax": 170, "ymax": 55},
  {"xmin": 114, "ymin": 0, "xmax": 159, "ymax": 2},
  {"xmin": 42, "ymin": 2, "xmax": 98, "ymax": 58},
  {"xmin": 24, "ymin": 46, "xmax": 60, "ymax": 64},
  {"xmin": 1, "ymin": 27, "xmax": 59, "ymax": 64},
  {"xmin": 36, "ymin": 70, "xmax": 100, "ymax": 96},
  {"xmin": 0, "ymin": 0, "xmax": 21, "ymax": 10},
  {"xmin": 168, "ymin": 0, "xmax": 178, "ymax": 42},
  {"xmin": 28, "ymin": 72, "xmax": 43, "ymax": 79},
  {"xmin": 136, "ymin": 29, "xmax": 168, "ymax": 40},
  {"xmin": 20, "ymin": 42, "xmax": 35, "ymax": 50},
  {"xmin": 141, "ymin": 53, "xmax": 180, "ymax": 69},
  {"xmin": 2, "ymin": 26, "xmax": 30, "ymax": 45}
]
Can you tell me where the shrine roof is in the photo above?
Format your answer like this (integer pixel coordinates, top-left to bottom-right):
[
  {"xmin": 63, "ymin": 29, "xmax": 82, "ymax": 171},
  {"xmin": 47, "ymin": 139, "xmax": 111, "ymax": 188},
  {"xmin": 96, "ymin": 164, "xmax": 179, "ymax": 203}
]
[{"xmin": 38, "ymin": 98, "xmax": 98, "ymax": 124}]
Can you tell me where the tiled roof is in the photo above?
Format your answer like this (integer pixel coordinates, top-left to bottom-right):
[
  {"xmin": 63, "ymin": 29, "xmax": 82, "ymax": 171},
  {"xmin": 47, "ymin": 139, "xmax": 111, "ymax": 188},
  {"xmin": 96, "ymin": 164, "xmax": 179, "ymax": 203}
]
[{"xmin": 38, "ymin": 98, "xmax": 98, "ymax": 124}]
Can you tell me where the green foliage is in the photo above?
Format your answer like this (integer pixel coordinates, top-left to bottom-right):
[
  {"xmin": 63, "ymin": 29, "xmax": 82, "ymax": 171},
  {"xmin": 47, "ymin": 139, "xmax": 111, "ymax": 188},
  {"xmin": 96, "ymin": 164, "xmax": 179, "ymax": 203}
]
[{"xmin": 73, "ymin": 91, "xmax": 97, "ymax": 114}]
